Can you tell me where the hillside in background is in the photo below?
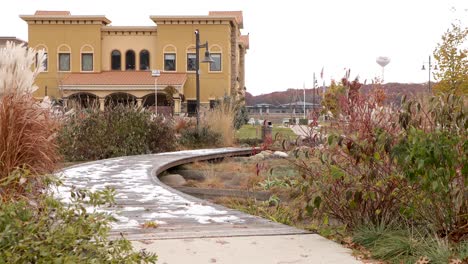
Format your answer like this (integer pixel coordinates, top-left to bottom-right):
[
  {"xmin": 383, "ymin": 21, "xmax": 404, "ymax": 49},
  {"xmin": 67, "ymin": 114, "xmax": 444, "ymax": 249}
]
[{"xmin": 246, "ymin": 83, "xmax": 429, "ymax": 106}]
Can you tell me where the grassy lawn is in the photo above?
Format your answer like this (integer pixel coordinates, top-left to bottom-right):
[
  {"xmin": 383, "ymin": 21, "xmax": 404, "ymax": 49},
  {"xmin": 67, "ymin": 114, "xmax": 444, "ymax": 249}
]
[{"xmin": 236, "ymin": 124, "xmax": 297, "ymax": 139}]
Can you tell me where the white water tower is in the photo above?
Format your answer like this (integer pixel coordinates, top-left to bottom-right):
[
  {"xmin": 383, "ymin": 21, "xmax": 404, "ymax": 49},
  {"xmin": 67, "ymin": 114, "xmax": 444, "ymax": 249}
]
[{"xmin": 376, "ymin": 56, "xmax": 391, "ymax": 82}]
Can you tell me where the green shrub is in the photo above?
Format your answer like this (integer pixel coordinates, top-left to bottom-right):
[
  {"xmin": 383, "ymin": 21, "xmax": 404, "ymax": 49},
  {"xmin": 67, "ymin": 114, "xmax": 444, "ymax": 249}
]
[
  {"xmin": 457, "ymin": 240, "xmax": 468, "ymax": 260},
  {"xmin": 179, "ymin": 126, "xmax": 222, "ymax": 149},
  {"xmin": 58, "ymin": 106, "xmax": 177, "ymax": 161},
  {"xmin": 148, "ymin": 116, "xmax": 178, "ymax": 153},
  {"xmin": 0, "ymin": 42, "xmax": 156, "ymax": 263},
  {"xmin": 394, "ymin": 94, "xmax": 467, "ymax": 240},
  {"xmin": 234, "ymin": 104, "xmax": 249, "ymax": 130},
  {"xmin": 0, "ymin": 176, "xmax": 157, "ymax": 263}
]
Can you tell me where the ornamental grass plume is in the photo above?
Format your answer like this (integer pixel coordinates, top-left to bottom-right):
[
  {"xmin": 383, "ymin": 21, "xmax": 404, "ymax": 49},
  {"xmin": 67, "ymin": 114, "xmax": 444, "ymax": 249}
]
[
  {"xmin": 203, "ymin": 97, "xmax": 236, "ymax": 146},
  {"xmin": 0, "ymin": 42, "xmax": 58, "ymax": 201},
  {"xmin": 0, "ymin": 42, "xmax": 45, "ymax": 96}
]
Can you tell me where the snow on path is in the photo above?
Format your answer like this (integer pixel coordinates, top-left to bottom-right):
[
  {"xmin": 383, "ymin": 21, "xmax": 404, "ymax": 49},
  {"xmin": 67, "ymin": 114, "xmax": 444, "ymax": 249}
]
[{"xmin": 54, "ymin": 149, "xmax": 247, "ymax": 231}]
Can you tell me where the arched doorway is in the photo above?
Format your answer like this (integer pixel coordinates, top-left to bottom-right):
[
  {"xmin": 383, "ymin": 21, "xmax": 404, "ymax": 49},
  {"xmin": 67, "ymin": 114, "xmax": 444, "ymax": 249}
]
[
  {"xmin": 67, "ymin": 92, "xmax": 99, "ymax": 109},
  {"xmin": 105, "ymin": 93, "xmax": 137, "ymax": 108},
  {"xmin": 142, "ymin": 92, "xmax": 173, "ymax": 116}
]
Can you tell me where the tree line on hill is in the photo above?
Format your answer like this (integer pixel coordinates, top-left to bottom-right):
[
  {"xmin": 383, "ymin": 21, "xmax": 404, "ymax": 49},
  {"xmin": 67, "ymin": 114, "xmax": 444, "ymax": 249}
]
[{"xmin": 245, "ymin": 82, "xmax": 428, "ymax": 107}]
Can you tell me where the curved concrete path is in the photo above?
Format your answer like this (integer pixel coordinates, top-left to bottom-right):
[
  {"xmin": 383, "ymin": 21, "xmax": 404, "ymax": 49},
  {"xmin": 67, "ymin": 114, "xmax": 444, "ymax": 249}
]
[{"xmin": 56, "ymin": 148, "xmax": 360, "ymax": 263}]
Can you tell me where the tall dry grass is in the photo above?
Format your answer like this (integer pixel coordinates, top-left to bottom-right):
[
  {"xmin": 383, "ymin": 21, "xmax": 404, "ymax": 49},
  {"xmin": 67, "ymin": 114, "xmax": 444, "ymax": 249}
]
[
  {"xmin": 203, "ymin": 99, "xmax": 236, "ymax": 146},
  {"xmin": 0, "ymin": 94, "xmax": 59, "ymax": 176},
  {"xmin": 0, "ymin": 42, "xmax": 58, "ymax": 200}
]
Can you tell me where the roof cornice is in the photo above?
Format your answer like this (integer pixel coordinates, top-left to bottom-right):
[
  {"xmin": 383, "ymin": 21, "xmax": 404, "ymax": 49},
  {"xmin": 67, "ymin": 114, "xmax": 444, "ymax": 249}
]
[
  {"xmin": 20, "ymin": 15, "xmax": 111, "ymax": 25},
  {"xmin": 102, "ymin": 26, "xmax": 157, "ymax": 32},
  {"xmin": 150, "ymin": 15, "xmax": 237, "ymax": 26}
]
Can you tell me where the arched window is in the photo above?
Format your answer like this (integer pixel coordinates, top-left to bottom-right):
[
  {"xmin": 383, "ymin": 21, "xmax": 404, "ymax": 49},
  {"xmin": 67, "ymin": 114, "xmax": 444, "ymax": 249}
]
[
  {"xmin": 111, "ymin": 50, "xmax": 121, "ymax": 70},
  {"xmin": 80, "ymin": 44, "xmax": 94, "ymax": 72},
  {"xmin": 163, "ymin": 45, "xmax": 177, "ymax": 72},
  {"xmin": 34, "ymin": 44, "xmax": 48, "ymax": 71},
  {"xmin": 125, "ymin": 50, "xmax": 136, "ymax": 70},
  {"xmin": 186, "ymin": 45, "xmax": 196, "ymax": 72},
  {"xmin": 57, "ymin": 44, "xmax": 71, "ymax": 72},
  {"xmin": 139, "ymin": 50, "xmax": 150, "ymax": 70},
  {"xmin": 209, "ymin": 45, "xmax": 222, "ymax": 72}
]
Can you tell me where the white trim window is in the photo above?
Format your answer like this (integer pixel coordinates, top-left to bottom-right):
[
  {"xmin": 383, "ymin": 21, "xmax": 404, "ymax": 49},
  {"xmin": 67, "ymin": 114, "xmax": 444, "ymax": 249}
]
[
  {"xmin": 35, "ymin": 52, "xmax": 48, "ymax": 71},
  {"xmin": 164, "ymin": 53, "xmax": 176, "ymax": 71},
  {"xmin": 81, "ymin": 53, "xmax": 93, "ymax": 71},
  {"xmin": 43, "ymin": 52, "xmax": 48, "ymax": 71},
  {"xmin": 58, "ymin": 53, "xmax": 71, "ymax": 72},
  {"xmin": 209, "ymin": 53, "xmax": 222, "ymax": 72},
  {"xmin": 187, "ymin": 53, "xmax": 196, "ymax": 71}
]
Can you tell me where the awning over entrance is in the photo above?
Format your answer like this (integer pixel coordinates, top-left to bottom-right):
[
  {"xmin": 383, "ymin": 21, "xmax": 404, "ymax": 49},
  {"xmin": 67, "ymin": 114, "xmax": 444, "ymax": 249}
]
[
  {"xmin": 60, "ymin": 71, "xmax": 186, "ymax": 113},
  {"xmin": 62, "ymin": 71, "xmax": 187, "ymax": 86}
]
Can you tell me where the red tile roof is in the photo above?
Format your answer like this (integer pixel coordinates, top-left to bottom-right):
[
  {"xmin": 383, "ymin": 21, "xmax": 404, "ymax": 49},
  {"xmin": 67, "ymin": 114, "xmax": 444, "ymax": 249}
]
[
  {"xmin": 209, "ymin": 11, "xmax": 243, "ymax": 27},
  {"xmin": 35, "ymin": 11, "xmax": 71, "ymax": 16},
  {"xmin": 62, "ymin": 71, "xmax": 187, "ymax": 86},
  {"xmin": 239, "ymin": 35, "xmax": 249, "ymax": 49}
]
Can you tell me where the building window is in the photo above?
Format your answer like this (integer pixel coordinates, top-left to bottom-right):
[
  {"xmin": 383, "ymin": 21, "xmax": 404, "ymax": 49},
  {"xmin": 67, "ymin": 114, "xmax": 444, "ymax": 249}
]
[
  {"xmin": 140, "ymin": 50, "xmax": 150, "ymax": 70},
  {"xmin": 43, "ymin": 53, "xmax": 48, "ymax": 71},
  {"xmin": 187, "ymin": 53, "xmax": 196, "ymax": 71},
  {"xmin": 187, "ymin": 100, "xmax": 197, "ymax": 116},
  {"xmin": 81, "ymin": 53, "xmax": 93, "ymax": 71},
  {"xmin": 164, "ymin": 53, "xmax": 176, "ymax": 71},
  {"xmin": 125, "ymin": 50, "xmax": 136, "ymax": 70},
  {"xmin": 111, "ymin": 50, "xmax": 121, "ymax": 70},
  {"xmin": 35, "ymin": 52, "xmax": 48, "ymax": 71},
  {"xmin": 210, "ymin": 53, "xmax": 221, "ymax": 71},
  {"xmin": 58, "ymin": 53, "xmax": 70, "ymax": 71}
]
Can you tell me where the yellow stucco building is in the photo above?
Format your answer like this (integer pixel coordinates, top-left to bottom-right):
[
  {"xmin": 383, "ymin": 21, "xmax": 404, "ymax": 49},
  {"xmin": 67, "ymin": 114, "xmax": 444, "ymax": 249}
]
[{"xmin": 20, "ymin": 10, "xmax": 248, "ymax": 114}]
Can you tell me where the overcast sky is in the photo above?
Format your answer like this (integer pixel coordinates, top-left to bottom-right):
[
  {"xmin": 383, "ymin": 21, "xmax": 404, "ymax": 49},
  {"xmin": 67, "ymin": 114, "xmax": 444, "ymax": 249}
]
[{"xmin": 1, "ymin": 0, "xmax": 467, "ymax": 95}]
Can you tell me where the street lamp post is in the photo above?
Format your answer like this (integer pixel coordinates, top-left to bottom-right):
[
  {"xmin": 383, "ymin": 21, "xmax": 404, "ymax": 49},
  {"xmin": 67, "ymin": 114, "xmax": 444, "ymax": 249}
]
[
  {"xmin": 151, "ymin": 69, "xmax": 161, "ymax": 115},
  {"xmin": 311, "ymin": 73, "xmax": 318, "ymax": 114},
  {"xmin": 194, "ymin": 29, "xmax": 214, "ymax": 131},
  {"xmin": 421, "ymin": 55, "xmax": 438, "ymax": 93}
]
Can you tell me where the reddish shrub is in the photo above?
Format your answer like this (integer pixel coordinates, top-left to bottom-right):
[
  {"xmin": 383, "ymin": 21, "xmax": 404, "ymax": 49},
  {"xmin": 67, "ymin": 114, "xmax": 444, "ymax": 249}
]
[
  {"xmin": 292, "ymin": 79, "xmax": 411, "ymax": 228},
  {"xmin": 0, "ymin": 92, "xmax": 59, "ymax": 200}
]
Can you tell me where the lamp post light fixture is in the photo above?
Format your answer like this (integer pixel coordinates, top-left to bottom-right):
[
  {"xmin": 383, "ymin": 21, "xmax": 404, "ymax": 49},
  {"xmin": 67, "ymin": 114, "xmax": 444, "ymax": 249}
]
[
  {"xmin": 194, "ymin": 29, "xmax": 214, "ymax": 131},
  {"xmin": 151, "ymin": 69, "xmax": 161, "ymax": 115},
  {"xmin": 421, "ymin": 55, "xmax": 438, "ymax": 93}
]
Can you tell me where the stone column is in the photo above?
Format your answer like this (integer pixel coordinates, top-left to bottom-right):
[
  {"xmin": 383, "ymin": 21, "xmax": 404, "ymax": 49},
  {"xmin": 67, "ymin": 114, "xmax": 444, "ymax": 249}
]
[
  {"xmin": 239, "ymin": 46, "xmax": 246, "ymax": 95},
  {"xmin": 136, "ymin": 98, "xmax": 142, "ymax": 108},
  {"xmin": 174, "ymin": 98, "xmax": 181, "ymax": 116},
  {"xmin": 99, "ymin": 97, "xmax": 105, "ymax": 111},
  {"xmin": 230, "ymin": 25, "xmax": 238, "ymax": 96}
]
